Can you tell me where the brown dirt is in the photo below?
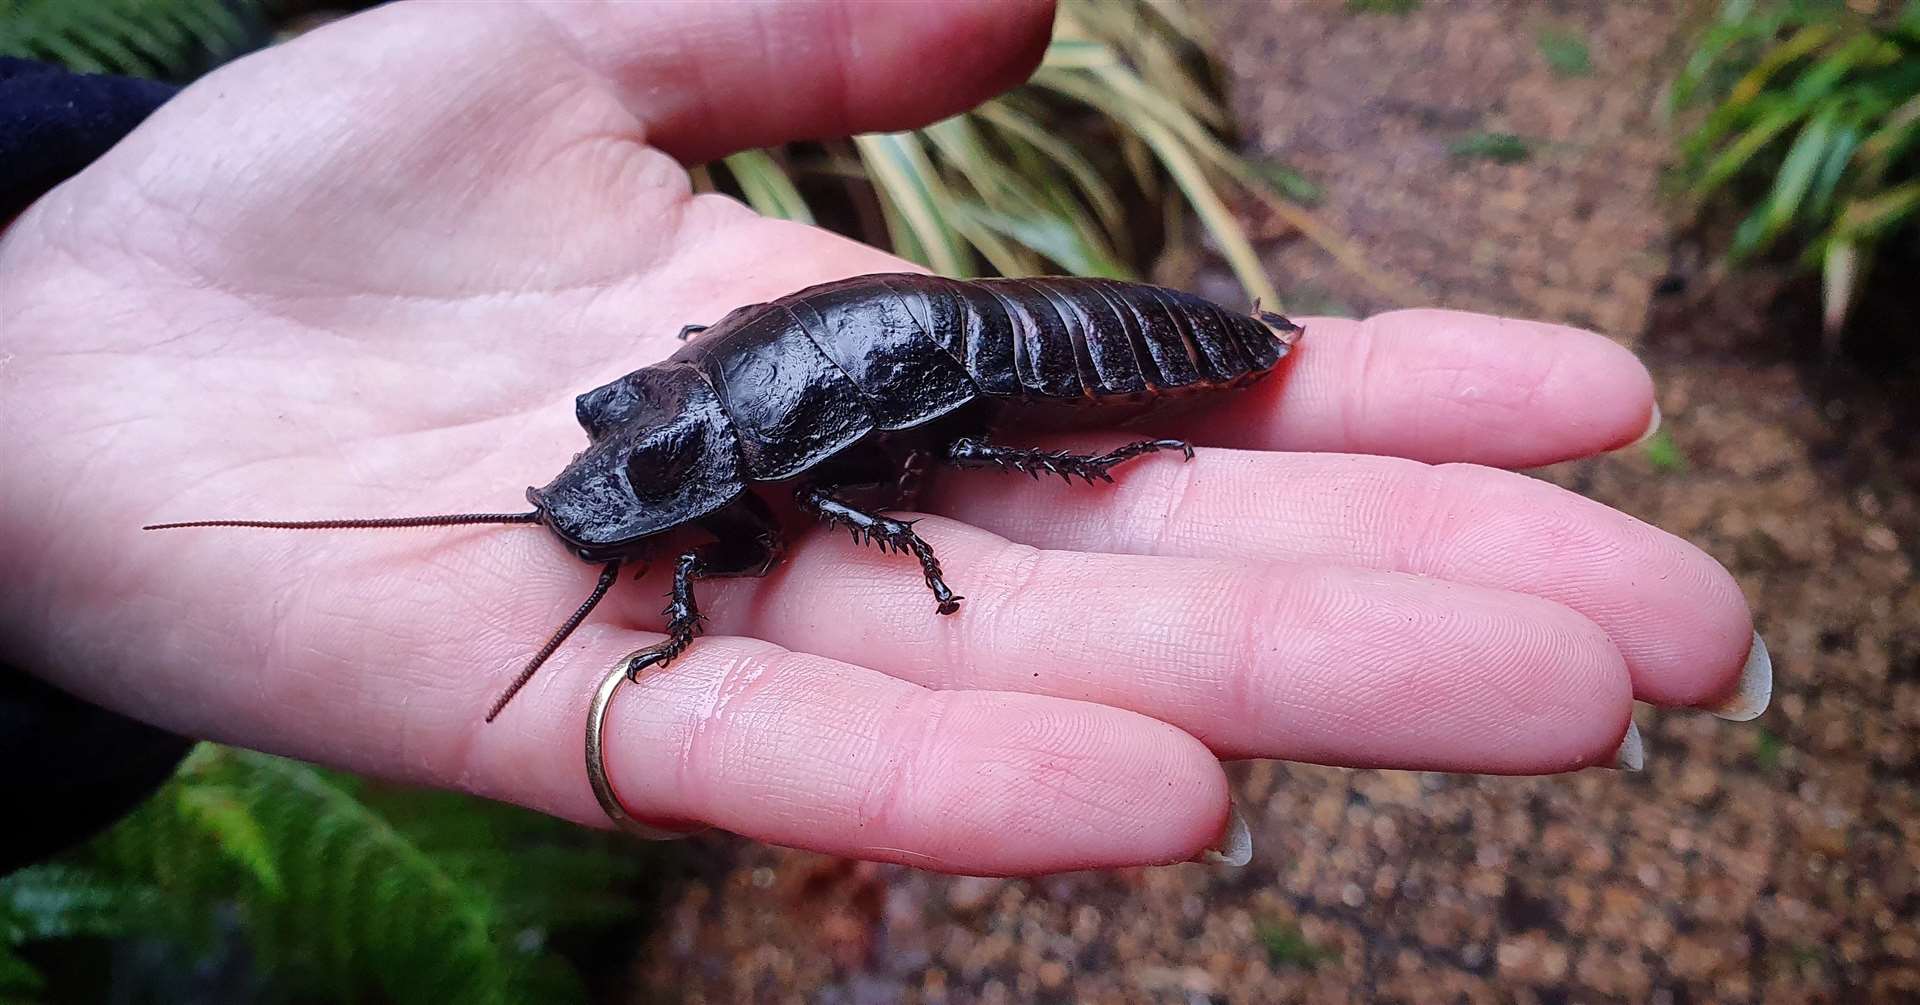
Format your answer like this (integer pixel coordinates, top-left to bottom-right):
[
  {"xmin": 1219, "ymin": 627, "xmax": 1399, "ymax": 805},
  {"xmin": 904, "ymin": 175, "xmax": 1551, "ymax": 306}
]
[{"xmin": 620, "ymin": 3, "xmax": 1920, "ymax": 1002}]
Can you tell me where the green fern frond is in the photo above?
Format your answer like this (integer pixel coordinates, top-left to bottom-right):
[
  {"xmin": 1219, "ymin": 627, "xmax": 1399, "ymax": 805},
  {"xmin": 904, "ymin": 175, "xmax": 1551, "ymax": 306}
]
[
  {"xmin": 5, "ymin": 745, "xmax": 645, "ymax": 1004},
  {"xmin": 0, "ymin": 0, "xmax": 269, "ymax": 80}
]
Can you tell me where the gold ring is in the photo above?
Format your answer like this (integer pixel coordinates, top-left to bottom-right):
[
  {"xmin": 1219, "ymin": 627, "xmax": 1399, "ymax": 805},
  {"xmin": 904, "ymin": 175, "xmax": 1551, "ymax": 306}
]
[{"xmin": 585, "ymin": 650, "xmax": 699, "ymax": 841}]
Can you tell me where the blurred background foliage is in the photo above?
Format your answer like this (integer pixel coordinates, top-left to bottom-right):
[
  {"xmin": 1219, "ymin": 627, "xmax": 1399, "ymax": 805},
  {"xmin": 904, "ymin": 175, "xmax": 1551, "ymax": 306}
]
[
  {"xmin": 695, "ymin": 0, "xmax": 1423, "ymax": 310},
  {"xmin": 1, "ymin": 746, "xmax": 666, "ymax": 1003},
  {"xmin": 1672, "ymin": 0, "xmax": 1920, "ymax": 341},
  {"xmin": 0, "ymin": 0, "xmax": 275, "ymax": 78}
]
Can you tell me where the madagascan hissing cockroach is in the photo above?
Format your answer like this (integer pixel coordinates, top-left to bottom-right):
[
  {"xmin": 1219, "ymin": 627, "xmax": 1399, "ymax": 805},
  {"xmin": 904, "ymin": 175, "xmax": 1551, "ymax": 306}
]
[{"xmin": 147, "ymin": 274, "xmax": 1302, "ymax": 721}]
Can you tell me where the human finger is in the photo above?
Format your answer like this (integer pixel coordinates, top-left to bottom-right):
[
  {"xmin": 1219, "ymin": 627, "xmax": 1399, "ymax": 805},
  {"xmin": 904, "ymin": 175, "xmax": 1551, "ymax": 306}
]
[
  {"xmin": 627, "ymin": 518, "xmax": 1640, "ymax": 773},
  {"xmin": 530, "ymin": 0, "xmax": 1056, "ymax": 163},
  {"xmin": 1155, "ymin": 309, "xmax": 1658, "ymax": 468},
  {"xmin": 473, "ymin": 626, "xmax": 1231, "ymax": 875},
  {"xmin": 929, "ymin": 444, "xmax": 1758, "ymax": 712}
]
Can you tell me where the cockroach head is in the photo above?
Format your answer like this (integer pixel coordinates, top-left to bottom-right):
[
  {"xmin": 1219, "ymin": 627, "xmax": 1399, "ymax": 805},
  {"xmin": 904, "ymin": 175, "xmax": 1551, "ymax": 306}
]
[{"xmin": 528, "ymin": 365, "xmax": 745, "ymax": 561}]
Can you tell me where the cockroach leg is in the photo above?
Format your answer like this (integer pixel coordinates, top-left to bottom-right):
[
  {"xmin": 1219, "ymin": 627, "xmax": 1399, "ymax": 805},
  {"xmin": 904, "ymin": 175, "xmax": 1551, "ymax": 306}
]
[
  {"xmin": 797, "ymin": 484, "xmax": 962, "ymax": 615},
  {"xmin": 624, "ymin": 550, "xmax": 708, "ymax": 680},
  {"xmin": 943, "ymin": 436, "xmax": 1194, "ymax": 485},
  {"xmin": 675, "ymin": 323, "xmax": 708, "ymax": 341},
  {"xmin": 624, "ymin": 495, "xmax": 785, "ymax": 680}
]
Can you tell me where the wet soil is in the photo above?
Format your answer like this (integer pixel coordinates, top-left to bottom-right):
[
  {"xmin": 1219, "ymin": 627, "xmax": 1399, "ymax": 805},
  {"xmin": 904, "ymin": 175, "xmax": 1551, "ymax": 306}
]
[{"xmin": 624, "ymin": 3, "xmax": 1920, "ymax": 1002}]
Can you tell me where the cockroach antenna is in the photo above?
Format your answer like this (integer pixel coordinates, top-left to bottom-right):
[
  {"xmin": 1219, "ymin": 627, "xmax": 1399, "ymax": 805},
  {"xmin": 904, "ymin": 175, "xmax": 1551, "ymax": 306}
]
[
  {"xmin": 142, "ymin": 511, "xmax": 543, "ymax": 531},
  {"xmin": 141, "ymin": 508, "xmax": 605, "ymax": 722}
]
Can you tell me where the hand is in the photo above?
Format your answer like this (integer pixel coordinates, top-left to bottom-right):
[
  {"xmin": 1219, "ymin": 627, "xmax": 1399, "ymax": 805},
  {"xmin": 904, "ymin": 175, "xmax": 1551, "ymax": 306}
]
[{"xmin": 0, "ymin": 0, "xmax": 1760, "ymax": 875}]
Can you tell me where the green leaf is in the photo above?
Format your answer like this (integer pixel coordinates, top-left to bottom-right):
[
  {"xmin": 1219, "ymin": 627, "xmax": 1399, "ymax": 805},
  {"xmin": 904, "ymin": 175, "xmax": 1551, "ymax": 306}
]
[
  {"xmin": 1345, "ymin": 0, "xmax": 1421, "ymax": 14},
  {"xmin": 1838, "ymin": 180, "xmax": 1920, "ymax": 239},
  {"xmin": 1642, "ymin": 428, "xmax": 1687, "ymax": 473},
  {"xmin": 975, "ymin": 99, "xmax": 1129, "ymax": 237},
  {"xmin": 0, "ymin": 865, "xmax": 174, "ymax": 943},
  {"xmin": 0, "ymin": 950, "xmax": 44, "ymax": 994},
  {"xmin": 1857, "ymin": 93, "xmax": 1920, "ymax": 167},
  {"xmin": 1672, "ymin": 0, "xmax": 1768, "ymax": 109},
  {"xmin": 1033, "ymin": 67, "xmax": 1280, "ymax": 307},
  {"xmin": 1738, "ymin": 109, "xmax": 1839, "ymax": 253},
  {"xmin": 1821, "ymin": 239, "xmax": 1861, "ymax": 336},
  {"xmin": 1248, "ymin": 159, "xmax": 1324, "ymax": 206},
  {"xmin": 8, "ymin": 746, "xmax": 619, "ymax": 1004},
  {"xmin": 1257, "ymin": 920, "xmax": 1342, "ymax": 968},
  {"xmin": 951, "ymin": 202, "xmax": 1131, "ymax": 279},
  {"xmin": 854, "ymin": 132, "xmax": 973, "ymax": 276},
  {"xmin": 720, "ymin": 150, "xmax": 814, "ymax": 224},
  {"xmin": 1538, "ymin": 27, "xmax": 1593, "ymax": 77},
  {"xmin": 1448, "ymin": 132, "xmax": 1533, "ymax": 163},
  {"xmin": 1695, "ymin": 107, "xmax": 1799, "ymax": 195},
  {"xmin": 0, "ymin": 0, "xmax": 266, "ymax": 79},
  {"xmin": 1753, "ymin": 728, "xmax": 1785, "ymax": 770},
  {"xmin": 918, "ymin": 117, "xmax": 1068, "ymax": 275},
  {"xmin": 1728, "ymin": 23, "xmax": 1836, "ymax": 109},
  {"xmin": 1805, "ymin": 119, "xmax": 1862, "ymax": 220},
  {"xmin": 175, "ymin": 785, "xmax": 282, "ymax": 895}
]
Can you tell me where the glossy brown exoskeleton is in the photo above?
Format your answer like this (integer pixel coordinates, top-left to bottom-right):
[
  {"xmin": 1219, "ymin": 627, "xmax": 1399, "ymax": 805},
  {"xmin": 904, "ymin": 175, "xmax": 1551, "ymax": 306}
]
[{"xmin": 148, "ymin": 275, "xmax": 1301, "ymax": 720}]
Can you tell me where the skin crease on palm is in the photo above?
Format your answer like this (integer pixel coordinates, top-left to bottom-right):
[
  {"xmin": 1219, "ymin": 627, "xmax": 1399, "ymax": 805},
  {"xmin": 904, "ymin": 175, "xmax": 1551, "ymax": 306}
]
[{"xmin": 0, "ymin": 1, "xmax": 1765, "ymax": 875}]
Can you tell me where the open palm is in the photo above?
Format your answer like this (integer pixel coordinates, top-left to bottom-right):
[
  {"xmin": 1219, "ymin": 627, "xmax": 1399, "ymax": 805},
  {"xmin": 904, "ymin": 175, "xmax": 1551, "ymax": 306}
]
[{"xmin": 0, "ymin": 1, "xmax": 1763, "ymax": 875}]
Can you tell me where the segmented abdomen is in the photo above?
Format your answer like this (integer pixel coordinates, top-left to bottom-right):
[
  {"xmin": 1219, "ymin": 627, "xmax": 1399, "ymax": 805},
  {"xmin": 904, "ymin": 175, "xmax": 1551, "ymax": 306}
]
[
  {"xmin": 670, "ymin": 274, "xmax": 1292, "ymax": 481},
  {"xmin": 894, "ymin": 275, "xmax": 1289, "ymax": 402}
]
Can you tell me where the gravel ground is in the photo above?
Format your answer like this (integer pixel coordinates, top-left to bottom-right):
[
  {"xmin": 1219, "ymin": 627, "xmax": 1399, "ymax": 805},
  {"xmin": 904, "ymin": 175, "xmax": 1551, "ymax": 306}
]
[{"xmin": 622, "ymin": 3, "xmax": 1920, "ymax": 1002}]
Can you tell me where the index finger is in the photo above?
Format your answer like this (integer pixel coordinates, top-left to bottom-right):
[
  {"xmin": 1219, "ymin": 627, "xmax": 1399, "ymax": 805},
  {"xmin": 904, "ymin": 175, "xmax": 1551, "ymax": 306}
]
[{"xmin": 1163, "ymin": 309, "xmax": 1658, "ymax": 468}]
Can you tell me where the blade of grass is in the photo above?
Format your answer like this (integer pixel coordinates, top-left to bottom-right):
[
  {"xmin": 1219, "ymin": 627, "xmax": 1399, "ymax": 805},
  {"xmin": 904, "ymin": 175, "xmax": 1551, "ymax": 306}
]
[
  {"xmin": 869, "ymin": 172, "xmax": 932, "ymax": 271},
  {"xmin": 1672, "ymin": 0, "xmax": 1768, "ymax": 109},
  {"xmin": 853, "ymin": 132, "xmax": 972, "ymax": 276},
  {"xmin": 976, "ymin": 99, "xmax": 1128, "ymax": 236},
  {"xmin": 1107, "ymin": 12, "xmax": 1231, "ymax": 129},
  {"xmin": 1124, "ymin": 112, "xmax": 1280, "ymax": 309},
  {"xmin": 1728, "ymin": 24, "xmax": 1836, "ymax": 108},
  {"xmin": 1741, "ymin": 109, "xmax": 1839, "ymax": 252},
  {"xmin": 1694, "ymin": 106, "xmax": 1800, "ymax": 195},
  {"xmin": 1805, "ymin": 118, "xmax": 1860, "ymax": 222},
  {"xmin": 1838, "ymin": 179, "xmax": 1920, "ymax": 239},
  {"xmin": 721, "ymin": 149, "xmax": 814, "ymax": 224},
  {"xmin": 1821, "ymin": 238, "xmax": 1859, "ymax": 338},
  {"xmin": 938, "ymin": 108, "xmax": 1131, "ymax": 269},
  {"xmin": 1038, "ymin": 64, "xmax": 1427, "ymax": 303},
  {"xmin": 918, "ymin": 117, "xmax": 1068, "ymax": 275},
  {"xmin": 952, "ymin": 202, "xmax": 1132, "ymax": 279}
]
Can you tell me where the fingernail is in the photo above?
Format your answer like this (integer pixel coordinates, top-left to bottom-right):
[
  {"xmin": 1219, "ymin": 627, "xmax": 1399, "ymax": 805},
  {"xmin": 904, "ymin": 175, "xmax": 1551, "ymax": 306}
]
[
  {"xmin": 1707, "ymin": 631, "xmax": 1772, "ymax": 721},
  {"xmin": 1631, "ymin": 402, "xmax": 1663, "ymax": 448},
  {"xmin": 1610, "ymin": 719, "xmax": 1645, "ymax": 771},
  {"xmin": 1194, "ymin": 799, "xmax": 1252, "ymax": 866}
]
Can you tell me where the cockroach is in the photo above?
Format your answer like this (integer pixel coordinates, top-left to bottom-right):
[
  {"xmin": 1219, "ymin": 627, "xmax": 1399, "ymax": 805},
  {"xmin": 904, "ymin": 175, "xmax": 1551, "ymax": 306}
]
[{"xmin": 146, "ymin": 274, "xmax": 1301, "ymax": 721}]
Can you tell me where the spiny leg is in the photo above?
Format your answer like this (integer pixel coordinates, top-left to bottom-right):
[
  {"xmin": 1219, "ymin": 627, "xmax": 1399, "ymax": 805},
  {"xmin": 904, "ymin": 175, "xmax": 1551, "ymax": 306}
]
[
  {"xmin": 944, "ymin": 436, "xmax": 1193, "ymax": 484},
  {"xmin": 625, "ymin": 494, "xmax": 785, "ymax": 680},
  {"xmin": 797, "ymin": 484, "xmax": 962, "ymax": 615},
  {"xmin": 625, "ymin": 550, "xmax": 709, "ymax": 679}
]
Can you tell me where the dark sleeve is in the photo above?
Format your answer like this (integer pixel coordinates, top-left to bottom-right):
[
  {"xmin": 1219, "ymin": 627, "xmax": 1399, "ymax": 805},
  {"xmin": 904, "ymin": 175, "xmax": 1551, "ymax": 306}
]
[
  {"xmin": 1, "ymin": 57, "xmax": 194, "ymax": 874},
  {"xmin": 0, "ymin": 57, "xmax": 177, "ymax": 220}
]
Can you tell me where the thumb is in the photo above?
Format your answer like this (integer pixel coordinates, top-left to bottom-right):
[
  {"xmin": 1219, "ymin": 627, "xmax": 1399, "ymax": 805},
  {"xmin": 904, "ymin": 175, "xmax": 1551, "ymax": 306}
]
[{"xmin": 532, "ymin": 0, "xmax": 1059, "ymax": 163}]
